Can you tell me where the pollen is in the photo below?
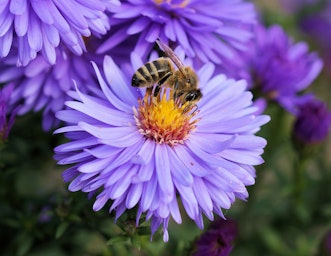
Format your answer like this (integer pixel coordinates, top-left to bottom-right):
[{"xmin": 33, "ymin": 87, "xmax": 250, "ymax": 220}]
[{"xmin": 134, "ymin": 89, "xmax": 199, "ymax": 146}]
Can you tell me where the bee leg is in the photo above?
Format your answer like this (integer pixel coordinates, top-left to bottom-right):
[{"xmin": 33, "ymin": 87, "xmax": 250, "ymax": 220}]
[
  {"xmin": 153, "ymin": 85, "xmax": 161, "ymax": 97},
  {"xmin": 146, "ymin": 87, "xmax": 153, "ymax": 97},
  {"xmin": 183, "ymin": 104, "xmax": 198, "ymax": 114},
  {"xmin": 154, "ymin": 72, "xmax": 172, "ymax": 97},
  {"xmin": 173, "ymin": 80, "xmax": 180, "ymax": 100}
]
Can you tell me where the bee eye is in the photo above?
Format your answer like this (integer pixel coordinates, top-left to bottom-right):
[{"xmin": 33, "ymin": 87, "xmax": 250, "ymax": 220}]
[
  {"xmin": 187, "ymin": 79, "xmax": 191, "ymax": 84},
  {"xmin": 185, "ymin": 92, "xmax": 197, "ymax": 102}
]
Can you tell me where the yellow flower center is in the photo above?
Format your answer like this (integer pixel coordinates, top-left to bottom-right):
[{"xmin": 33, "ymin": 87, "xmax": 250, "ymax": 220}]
[
  {"xmin": 134, "ymin": 89, "xmax": 199, "ymax": 146},
  {"xmin": 154, "ymin": 0, "xmax": 190, "ymax": 8}
]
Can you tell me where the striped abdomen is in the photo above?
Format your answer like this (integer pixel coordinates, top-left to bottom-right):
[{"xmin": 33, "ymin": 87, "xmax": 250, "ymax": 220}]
[{"xmin": 131, "ymin": 57, "xmax": 173, "ymax": 88}]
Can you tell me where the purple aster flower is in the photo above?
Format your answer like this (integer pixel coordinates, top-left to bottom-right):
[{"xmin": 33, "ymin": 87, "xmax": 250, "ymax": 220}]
[
  {"xmin": 192, "ymin": 218, "xmax": 237, "ymax": 256},
  {"xmin": 98, "ymin": 0, "xmax": 257, "ymax": 66},
  {"xmin": 0, "ymin": 0, "xmax": 111, "ymax": 66},
  {"xmin": 243, "ymin": 24, "xmax": 323, "ymax": 114},
  {"xmin": 0, "ymin": 42, "xmax": 105, "ymax": 130},
  {"xmin": 297, "ymin": 1, "xmax": 331, "ymax": 74},
  {"xmin": 54, "ymin": 50, "xmax": 270, "ymax": 242},
  {"xmin": 293, "ymin": 97, "xmax": 331, "ymax": 144}
]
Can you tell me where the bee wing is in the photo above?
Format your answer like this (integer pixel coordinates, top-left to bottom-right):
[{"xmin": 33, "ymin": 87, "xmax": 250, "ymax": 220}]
[{"xmin": 156, "ymin": 39, "xmax": 186, "ymax": 75}]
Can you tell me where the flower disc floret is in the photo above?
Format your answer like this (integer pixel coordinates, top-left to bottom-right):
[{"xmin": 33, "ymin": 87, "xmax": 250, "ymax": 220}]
[{"xmin": 134, "ymin": 91, "xmax": 199, "ymax": 146}]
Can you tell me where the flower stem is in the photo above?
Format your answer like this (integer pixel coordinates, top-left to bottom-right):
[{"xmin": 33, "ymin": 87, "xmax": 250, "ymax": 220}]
[{"xmin": 292, "ymin": 151, "xmax": 309, "ymax": 222}]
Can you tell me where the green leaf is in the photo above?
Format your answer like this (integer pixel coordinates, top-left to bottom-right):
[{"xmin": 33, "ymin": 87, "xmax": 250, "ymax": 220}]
[
  {"xmin": 107, "ymin": 235, "xmax": 129, "ymax": 245},
  {"xmin": 17, "ymin": 234, "xmax": 33, "ymax": 256},
  {"xmin": 55, "ymin": 222, "xmax": 69, "ymax": 239},
  {"xmin": 260, "ymin": 227, "xmax": 291, "ymax": 255},
  {"xmin": 131, "ymin": 235, "xmax": 141, "ymax": 250}
]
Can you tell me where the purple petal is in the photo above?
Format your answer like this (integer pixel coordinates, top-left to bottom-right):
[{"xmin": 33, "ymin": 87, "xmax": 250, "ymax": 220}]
[
  {"xmin": 54, "ymin": 137, "xmax": 98, "ymax": 152},
  {"xmin": 0, "ymin": 29, "xmax": 13, "ymax": 57},
  {"xmin": 174, "ymin": 181, "xmax": 198, "ymax": 219},
  {"xmin": 30, "ymin": 0, "xmax": 54, "ymax": 24},
  {"xmin": 132, "ymin": 160, "xmax": 154, "ymax": 183},
  {"xmin": 131, "ymin": 139, "xmax": 155, "ymax": 164},
  {"xmin": 140, "ymin": 174, "xmax": 158, "ymax": 211},
  {"xmin": 155, "ymin": 144, "xmax": 174, "ymax": 203},
  {"xmin": 0, "ymin": 10, "xmax": 14, "ymax": 37},
  {"xmin": 126, "ymin": 183, "xmax": 143, "ymax": 209},
  {"xmin": 110, "ymin": 167, "xmax": 136, "ymax": 199},
  {"xmin": 43, "ymin": 23, "xmax": 60, "ymax": 46},
  {"xmin": 207, "ymin": 185, "xmax": 231, "ymax": 209},
  {"xmin": 189, "ymin": 133, "xmax": 236, "ymax": 154},
  {"xmin": 101, "ymin": 143, "xmax": 142, "ymax": 174},
  {"xmin": 78, "ymin": 158, "xmax": 114, "ymax": 174},
  {"xmin": 27, "ymin": 15, "xmax": 43, "ymax": 51},
  {"xmin": 193, "ymin": 177, "xmax": 213, "ymax": 219},
  {"xmin": 220, "ymin": 149, "xmax": 265, "ymax": 165},
  {"xmin": 104, "ymin": 163, "xmax": 133, "ymax": 187},
  {"xmin": 103, "ymin": 56, "xmax": 138, "ymax": 106},
  {"xmin": 55, "ymin": 109, "xmax": 95, "ymax": 125},
  {"xmin": 85, "ymin": 145, "xmax": 122, "ymax": 159},
  {"xmin": 93, "ymin": 190, "xmax": 109, "ymax": 211},
  {"xmin": 10, "ymin": 0, "xmax": 27, "ymax": 15},
  {"xmin": 166, "ymin": 146, "xmax": 194, "ymax": 186},
  {"xmin": 65, "ymin": 101, "xmax": 132, "ymax": 126},
  {"xmin": 169, "ymin": 197, "xmax": 182, "ymax": 224},
  {"xmin": 157, "ymin": 202, "xmax": 170, "ymax": 219},
  {"xmin": 14, "ymin": 8, "xmax": 29, "ymax": 36},
  {"xmin": 78, "ymin": 122, "xmax": 141, "ymax": 146},
  {"xmin": 114, "ymin": 4, "xmax": 145, "ymax": 18},
  {"xmin": 127, "ymin": 16, "xmax": 150, "ymax": 35},
  {"xmin": 57, "ymin": 151, "xmax": 90, "ymax": 165},
  {"xmin": 91, "ymin": 61, "xmax": 133, "ymax": 113}
]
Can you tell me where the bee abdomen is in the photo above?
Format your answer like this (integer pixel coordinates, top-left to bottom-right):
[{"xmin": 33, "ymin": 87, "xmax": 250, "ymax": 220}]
[
  {"xmin": 131, "ymin": 58, "xmax": 172, "ymax": 87},
  {"xmin": 132, "ymin": 65, "xmax": 152, "ymax": 87}
]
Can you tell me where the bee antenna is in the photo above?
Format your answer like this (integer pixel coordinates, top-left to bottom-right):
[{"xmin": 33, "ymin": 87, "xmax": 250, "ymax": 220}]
[{"xmin": 156, "ymin": 38, "xmax": 165, "ymax": 51}]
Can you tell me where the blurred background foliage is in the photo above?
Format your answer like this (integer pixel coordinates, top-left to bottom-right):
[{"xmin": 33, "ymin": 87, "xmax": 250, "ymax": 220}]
[{"xmin": 1, "ymin": 1, "xmax": 331, "ymax": 255}]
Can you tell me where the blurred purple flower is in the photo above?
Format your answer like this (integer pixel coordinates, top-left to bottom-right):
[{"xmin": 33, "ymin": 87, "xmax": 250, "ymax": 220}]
[
  {"xmin": 0, "ymin": 83, "xmax": 17, "ymax": 142},
  {"xmin": 98, "ymin": 0, "xmax": 257, "ymax": 66},
  {"xmin": 38, "ymin": 206, "xmax": 52, "ymax": 223},
  {"xmin": 0, "ymin": 43, "xmax": 104, "ymax": 131},
  {"xmin": 298, "ymin": 2, "xmax": 331, "ymax": 74},
  {"xmin": 293, "ymin": 97, "xmax": 331, "ymax": 144},
  {"xmin": 244, "ymin": 24, "xmax": 323, "ymax": 114},
  {"xmin": 0, "ymin": 0, "xmax": 111, "ymax": 66},
  {"xmin": 192, "ymin": 218, "xmax": 238, "ymax": 256},
  {"xmin": 320, "ymin": 230, "xmax": 331, "ymax": 256},
  {"xmin": 54, "ymin": 50, "xmax": 270, "ymax": 242}
]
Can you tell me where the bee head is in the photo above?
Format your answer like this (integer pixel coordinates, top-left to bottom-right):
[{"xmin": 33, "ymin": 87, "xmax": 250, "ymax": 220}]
[
  {"xmin": 183, "ymin": 89, "xmax": 202, "ymax": 104},
  {"xmin": 184, "ymin": 67, "xmax": 198, "ymax": 88}
]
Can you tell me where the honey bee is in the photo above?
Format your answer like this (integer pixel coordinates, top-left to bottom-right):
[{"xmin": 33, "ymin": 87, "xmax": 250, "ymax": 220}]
[{"xmin": 131, "ymin": 40, "xmax": 202, "ymax": 105}]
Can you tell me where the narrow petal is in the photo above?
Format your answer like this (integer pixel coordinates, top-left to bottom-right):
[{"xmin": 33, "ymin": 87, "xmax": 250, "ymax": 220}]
[
  {"xmin": 126, "ymin": 183, "xmax": 143, "ymax": 209},
  {"xmin": 78, "ymin": 122, "xmax": 141, "ymax": 147},
  {"xmin": 173, "ymin": 146, "xmax": 210, "ymax": 177},
  {"xmin": 155, "ymin": 144, "xmax": 174, "ymax": 203},
  {"xmin": 193, "ymin": 177, "xmax": 213, "ymax": 220},
  {"xmin": 166, "ymin": 146, "xmax": 194, "ymax": 186},
  {"xmin": 140, "ymin": 174, "xmax": 158, "ymax": 211},
  {"xmin": 131, "ymin": 138, "xmax": 155, "ymax": 164},
  {"xmin": 10, "ymin": 0, "xmax": 27, "ymax": 15}
]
